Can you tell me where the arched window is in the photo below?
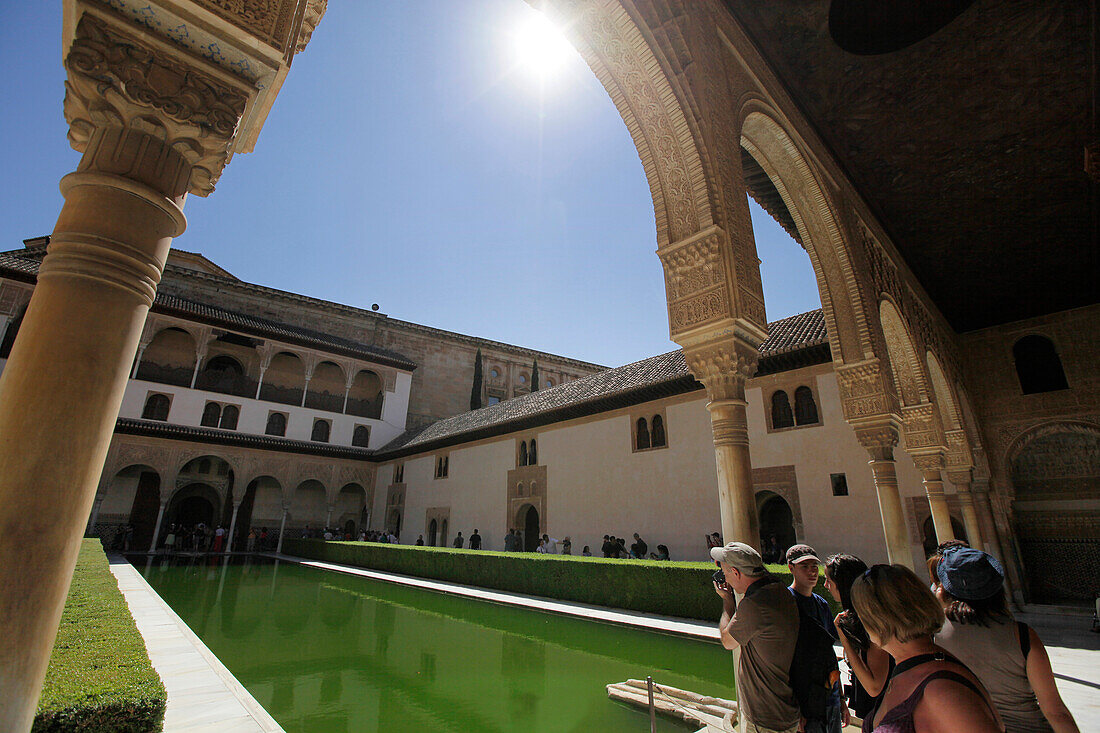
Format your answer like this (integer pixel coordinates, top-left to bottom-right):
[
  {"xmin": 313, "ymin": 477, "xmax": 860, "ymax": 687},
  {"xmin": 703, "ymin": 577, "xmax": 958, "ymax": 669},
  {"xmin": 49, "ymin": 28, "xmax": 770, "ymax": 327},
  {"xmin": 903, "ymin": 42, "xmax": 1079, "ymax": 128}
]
[
  {"xmin": 1013, "ymin": 335, "xmax": 1069, "ymax": 394},
  {"xmin": 0, "ymin": 306, "xmax": 27, "ymax": 358},
  {"xmin": 636, "ymin": 417, "xmax": 651, "ymax": 450},
  {"xmin": 200, "ymin": 402, "xmax": 221, "ymax": 427},
  {"xmin": 529, "ymin": 439, "xmax": 537, "ymax": 464},
  {"xmin": 519, "ymin": 441, "xmax": 528, "ymax": 466},
  {"xmin": 219, "ymin": 404, "xmax": 239, "ymax": 430},
  {"xmin": 771, "ymin": 391, "xmax": 794, "ymax": 429},
  {"xmin": 311, "ymin": 419, "xmax": 330, "ymax": 443},
  {"xmin": 142, "ymin": 393, "xmax": 170, "ymax": 421},
  {"xmin": 352, "ymin": 425, "xmax": 370, "ymax": 447},
  {"xmin": 442, "ymin": 457, "xmax": 449, "ymax": 477},
  {"xmin": 651, "ymin": 415, "xmax": 666, "ymax": 447},
  {"xmin": 435, "ymin": 458, "xmax": 442, "ymax": 478},
  {"xmin": 517, "ymin": 482, "xmax": 524, "ymax": 496},
  {"xmin": 793, "ymin": 386, "xmax": 819, "ymax": 425},
  {"xmin": 265, "ymin": 412, "xmax": 287, "ymax": 436}
]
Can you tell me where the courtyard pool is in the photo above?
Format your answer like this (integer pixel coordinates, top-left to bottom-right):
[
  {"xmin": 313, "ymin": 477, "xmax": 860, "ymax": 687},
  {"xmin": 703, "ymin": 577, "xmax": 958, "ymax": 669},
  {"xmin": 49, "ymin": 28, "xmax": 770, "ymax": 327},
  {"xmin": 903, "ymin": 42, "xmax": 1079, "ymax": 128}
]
[{"xmin": 131, "ymin": 555, "xmax": 734, "ymax": 732}]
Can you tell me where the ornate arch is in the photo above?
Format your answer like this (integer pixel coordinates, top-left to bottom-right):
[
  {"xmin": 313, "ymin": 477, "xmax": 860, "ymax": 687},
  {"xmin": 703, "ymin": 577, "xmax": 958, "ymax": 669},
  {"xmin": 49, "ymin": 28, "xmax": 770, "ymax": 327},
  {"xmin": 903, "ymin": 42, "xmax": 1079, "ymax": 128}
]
[
  {"xmin": 542, "ymin": 0, "xmax": 714, "ymax": 248},
  {"xmin": 739, "ymin": 107, "xmax": 874, "ymax": 364},
  {"xmin": 878, "ymin": 298, "xmax": 930, "ymax": 407}
]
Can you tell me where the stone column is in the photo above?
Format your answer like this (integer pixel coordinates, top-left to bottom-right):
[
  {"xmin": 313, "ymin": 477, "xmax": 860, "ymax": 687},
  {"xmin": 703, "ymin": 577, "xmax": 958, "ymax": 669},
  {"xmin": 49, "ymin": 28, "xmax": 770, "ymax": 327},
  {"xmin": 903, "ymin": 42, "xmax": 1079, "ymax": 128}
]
[
  {"xmin": 276, "ymin": 507, "xmax": 289, "ymax": 555},
  {"xmin": 130, "ymin": 331, "xmax": 154, "ymax": 379},
  {"xmin": 856, "ymin": 424, "xmax": 915, "ymax": 569},
  {"xmin": 190, "ymin": 339, "xmax": 210, "ymax": 389},
  {"xmin": 149, "ymin": 501, "xmax": 169, "ymax": 555},
  {"xmin": 684, "ymin": 341, "xmax": 762, "ymax": 547},
  {"xmin": 325, "ymin": 504, "xmax": 334, "ymax": 529},
  {"xmin": 226, "ymin": 500, "xmax": 242, "ymax": 553},
  {"xmin": 972, "ymin": 480, "xmax": 1003, "ymax": 560},
  {"xmin": 947, "ymin": 470, "xmax": 983, "ymax": 551},
  {"xmin": 342, "ymin": 371, "xmax": 355, "ymax": 414},
  {"xmin": 657, "ymin": 226, "xmax": 768, "ymax": 550},
  {"xmin": 0, "ymin": 125, "xmax": 189, "ymax": 726},
  {"xmin": 912, "ymin": 453, "xmax": 955, "ymax": 545}
]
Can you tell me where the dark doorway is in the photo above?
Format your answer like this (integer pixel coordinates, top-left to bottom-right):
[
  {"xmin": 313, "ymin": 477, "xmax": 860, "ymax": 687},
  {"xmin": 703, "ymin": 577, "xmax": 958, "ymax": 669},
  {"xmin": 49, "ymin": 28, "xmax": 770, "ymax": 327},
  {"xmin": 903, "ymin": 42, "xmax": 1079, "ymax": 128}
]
[
  {"xmin": 428, "ymin": 519, "xmax": 438, "ymax": 547},
  {"xmin": 176, "ymin": 494, "xmax": 215, "ymax": 528},
  {"xmin": 344, "ymin": 519, "xmax": 355, "ymax": 537},
  {"xmin": 523, "ymin": 506, "xmax": 540, "ymax": 552},
  {"xmin": 128, "ymin": 471, "xmax": 161, "ymax": 551},
  {"xmin": 234, "ymin": 481, "xmax": 258, "ymax": 549},
  {"xmin": 921, "ymin": 515, "xmax": 968, "ymax": 558},
  {"xmin": 758, "ymin": 493, "xmax": 796, "ymax": 562}
]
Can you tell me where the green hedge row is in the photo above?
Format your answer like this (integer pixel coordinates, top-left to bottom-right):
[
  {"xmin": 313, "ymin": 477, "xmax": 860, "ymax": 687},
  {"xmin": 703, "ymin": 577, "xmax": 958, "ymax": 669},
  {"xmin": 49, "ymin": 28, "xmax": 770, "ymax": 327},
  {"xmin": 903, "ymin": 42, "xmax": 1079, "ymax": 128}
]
[
  {"xmin": 34, "ymin": 539, "xmax": 166, "ymax": 733},
  {"xmin": 283, "ymin": 539, "xmax": 834, "ymax": 622}
]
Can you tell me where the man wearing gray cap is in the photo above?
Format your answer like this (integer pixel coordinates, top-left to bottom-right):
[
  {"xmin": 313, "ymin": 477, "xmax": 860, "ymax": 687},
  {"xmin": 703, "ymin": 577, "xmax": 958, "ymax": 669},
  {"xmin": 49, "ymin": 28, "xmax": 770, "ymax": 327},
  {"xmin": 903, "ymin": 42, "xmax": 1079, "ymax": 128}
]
[{"xmin": 712, "ymin": 541, "xmax": 800, "ymax": 733}]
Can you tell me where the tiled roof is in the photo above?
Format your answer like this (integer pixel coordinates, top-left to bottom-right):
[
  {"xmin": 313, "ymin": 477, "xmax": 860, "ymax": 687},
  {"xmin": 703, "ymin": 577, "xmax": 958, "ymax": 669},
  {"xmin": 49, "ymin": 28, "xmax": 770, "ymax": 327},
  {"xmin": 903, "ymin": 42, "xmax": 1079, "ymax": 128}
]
[
  {"xmin": 0, "ymin": 252, "xmax": 415, "ymax": 371},
  {"xmin": 115, "ymin": 418, "xmax": 375, "ymax": 460},
  {"xmin": 377, "ymin": 309, "xmax": 830, "ymax": 457}
]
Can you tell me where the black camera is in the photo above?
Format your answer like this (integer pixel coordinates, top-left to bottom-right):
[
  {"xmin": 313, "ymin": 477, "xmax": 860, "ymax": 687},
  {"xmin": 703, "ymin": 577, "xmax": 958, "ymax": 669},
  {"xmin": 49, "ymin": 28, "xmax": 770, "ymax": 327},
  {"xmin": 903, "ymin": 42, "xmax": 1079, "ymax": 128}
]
[{"xmin": 712, "ymin": 568, "xmax": 727, "ymax": 586}]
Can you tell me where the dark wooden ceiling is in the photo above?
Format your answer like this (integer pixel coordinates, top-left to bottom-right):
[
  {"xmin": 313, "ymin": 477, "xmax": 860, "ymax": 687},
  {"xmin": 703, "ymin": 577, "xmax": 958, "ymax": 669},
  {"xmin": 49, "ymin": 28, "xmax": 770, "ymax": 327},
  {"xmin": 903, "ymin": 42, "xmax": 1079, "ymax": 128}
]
[{"xmin": 725, "ymin": 0, "xmax": 1098, "ymax": 332}]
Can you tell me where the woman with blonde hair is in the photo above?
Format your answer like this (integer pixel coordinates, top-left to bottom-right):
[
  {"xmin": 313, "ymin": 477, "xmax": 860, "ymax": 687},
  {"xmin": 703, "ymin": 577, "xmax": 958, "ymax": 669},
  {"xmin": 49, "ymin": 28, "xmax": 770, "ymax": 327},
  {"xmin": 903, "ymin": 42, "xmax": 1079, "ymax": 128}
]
[
  {"xmin": 933, "ymin": 547, "xmax": 1078, "ymax": 733},
  {"xmin": 851, "ymin": 564, "xmax": 1002, "ymax": 732}
]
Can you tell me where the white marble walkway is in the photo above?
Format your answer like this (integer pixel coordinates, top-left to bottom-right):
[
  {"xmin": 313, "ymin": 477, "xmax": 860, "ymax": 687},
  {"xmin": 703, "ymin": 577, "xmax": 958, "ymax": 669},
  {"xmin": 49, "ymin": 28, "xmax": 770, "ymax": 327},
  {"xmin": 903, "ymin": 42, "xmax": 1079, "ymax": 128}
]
[{"xmin": 107, "ymin": 557, "xmax": 283, "ymax": 733}]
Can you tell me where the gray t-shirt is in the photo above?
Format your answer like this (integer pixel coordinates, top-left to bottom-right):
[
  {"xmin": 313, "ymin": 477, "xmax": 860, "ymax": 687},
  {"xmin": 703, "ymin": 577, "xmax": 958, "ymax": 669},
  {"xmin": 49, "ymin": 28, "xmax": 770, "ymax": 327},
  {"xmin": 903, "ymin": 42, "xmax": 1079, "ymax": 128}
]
[{"xmin": 727, "ymin": 576, "xmax": 800, "ymax": 730}]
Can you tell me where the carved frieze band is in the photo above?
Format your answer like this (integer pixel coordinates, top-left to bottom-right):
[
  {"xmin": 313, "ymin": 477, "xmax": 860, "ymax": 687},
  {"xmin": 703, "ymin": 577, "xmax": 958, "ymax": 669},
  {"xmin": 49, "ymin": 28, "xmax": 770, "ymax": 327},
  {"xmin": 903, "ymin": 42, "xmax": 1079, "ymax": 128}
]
[
  {"xmin": 658, "ymin": 228, "xmax": 733, "ymax": 335},
  {"xmin": 944, "ymin": 429, "xmax": 973, "ymax": 470},
  {"xmin": 835, "ymin": 359, "xmax": 896, "ymax": 421},
  {"xmin": 901, "ymin": 403, "xmax": 947, "ymax": 452}
]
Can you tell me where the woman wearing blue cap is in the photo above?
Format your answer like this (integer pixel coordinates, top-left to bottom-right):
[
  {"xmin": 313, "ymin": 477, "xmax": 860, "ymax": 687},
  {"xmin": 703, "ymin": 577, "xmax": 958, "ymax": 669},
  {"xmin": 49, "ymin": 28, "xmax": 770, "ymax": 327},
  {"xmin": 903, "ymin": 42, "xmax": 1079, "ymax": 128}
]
[{"xmin": 933, "ymin": 547, "xmax": 1079, "ymax": 733}]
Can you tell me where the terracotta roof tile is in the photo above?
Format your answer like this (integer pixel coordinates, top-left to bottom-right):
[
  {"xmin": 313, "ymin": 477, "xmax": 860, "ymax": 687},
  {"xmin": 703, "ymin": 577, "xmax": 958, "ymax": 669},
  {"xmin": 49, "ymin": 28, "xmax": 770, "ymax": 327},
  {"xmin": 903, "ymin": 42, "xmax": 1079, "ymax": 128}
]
[{"xmin": 379, "ymin": 309, "xmax": 830, "ymax": 455}]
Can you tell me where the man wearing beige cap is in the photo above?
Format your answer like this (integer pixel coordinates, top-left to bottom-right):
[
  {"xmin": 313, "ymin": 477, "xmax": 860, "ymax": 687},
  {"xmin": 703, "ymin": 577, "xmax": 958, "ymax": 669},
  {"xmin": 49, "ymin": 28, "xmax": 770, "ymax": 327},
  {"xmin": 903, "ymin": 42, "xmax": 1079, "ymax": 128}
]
[{"xmin": 712, "ymin": 541, "xmax": 800, "ymax": 733}]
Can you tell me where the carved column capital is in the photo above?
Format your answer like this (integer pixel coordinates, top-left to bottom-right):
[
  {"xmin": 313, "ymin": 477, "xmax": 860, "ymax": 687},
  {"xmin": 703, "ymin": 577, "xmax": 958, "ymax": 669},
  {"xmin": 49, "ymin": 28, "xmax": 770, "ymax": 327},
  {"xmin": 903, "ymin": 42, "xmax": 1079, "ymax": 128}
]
[
  {"xmin": 855, "ymin": 422, "xmax": 901, "ymax": 461},
  {"xmin": 63, "ymin": 9, "xmax": 252, "ymax": 197},
  {"xmin": 945, "ymin": 469, "xmax": 974, "ymax": 489},
  {"xmin": 910, "ymin": 451, "xmax": 947, "ymax": 476},
  {"xmin": 684, "ymin": 338, "xmax": 759, "ymax": 403}
]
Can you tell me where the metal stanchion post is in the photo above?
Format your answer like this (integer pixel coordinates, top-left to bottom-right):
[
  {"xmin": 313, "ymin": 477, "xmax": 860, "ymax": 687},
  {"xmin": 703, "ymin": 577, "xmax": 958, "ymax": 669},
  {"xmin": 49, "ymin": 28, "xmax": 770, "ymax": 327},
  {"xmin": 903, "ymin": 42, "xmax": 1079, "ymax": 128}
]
[{"xmin": 647, "ymin": 675, "xmax": 657, "ymax": 733}]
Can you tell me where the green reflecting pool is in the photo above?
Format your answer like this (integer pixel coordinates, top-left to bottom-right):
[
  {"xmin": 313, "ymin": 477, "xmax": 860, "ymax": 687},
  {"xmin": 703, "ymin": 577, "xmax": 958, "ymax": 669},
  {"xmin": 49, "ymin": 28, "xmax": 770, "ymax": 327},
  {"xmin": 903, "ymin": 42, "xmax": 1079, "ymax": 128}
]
[{"xmin": 132, "ymin": 555, "xmax": 734, "ymax": 732}]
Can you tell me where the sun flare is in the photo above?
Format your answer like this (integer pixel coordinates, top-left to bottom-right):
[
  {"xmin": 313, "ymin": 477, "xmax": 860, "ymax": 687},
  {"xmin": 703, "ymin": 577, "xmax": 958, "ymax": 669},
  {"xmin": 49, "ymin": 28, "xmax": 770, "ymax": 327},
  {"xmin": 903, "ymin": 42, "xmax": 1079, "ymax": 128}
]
[{"xmin": 512, "ymin": 11, "xmax": 575, "ymax": 80}]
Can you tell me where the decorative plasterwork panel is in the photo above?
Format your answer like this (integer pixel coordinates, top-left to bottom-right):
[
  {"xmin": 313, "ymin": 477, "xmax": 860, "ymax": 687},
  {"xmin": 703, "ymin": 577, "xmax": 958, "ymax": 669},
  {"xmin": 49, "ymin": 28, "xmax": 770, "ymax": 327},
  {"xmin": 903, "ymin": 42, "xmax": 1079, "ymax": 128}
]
[
  {"xmin": 835, "ymin": 358, "xmax": 898, "ymax": 422},
  {"xmin": 658, "ymin": 227, "xmax": 732, "ymax": 336}
]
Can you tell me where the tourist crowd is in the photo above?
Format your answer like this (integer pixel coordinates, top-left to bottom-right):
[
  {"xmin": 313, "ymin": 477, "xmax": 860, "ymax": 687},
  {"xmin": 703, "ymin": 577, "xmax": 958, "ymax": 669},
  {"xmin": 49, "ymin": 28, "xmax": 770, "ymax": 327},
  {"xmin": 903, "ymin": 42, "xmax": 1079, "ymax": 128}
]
[{"xmin": 711, "ymin": 538, "xmax": 1079, "ymax": 733}]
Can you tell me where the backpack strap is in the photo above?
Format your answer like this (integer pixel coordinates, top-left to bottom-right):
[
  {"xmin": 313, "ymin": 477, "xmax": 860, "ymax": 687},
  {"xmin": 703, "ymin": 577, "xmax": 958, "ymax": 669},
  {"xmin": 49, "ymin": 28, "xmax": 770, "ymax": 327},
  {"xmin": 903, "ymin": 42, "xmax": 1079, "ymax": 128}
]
[{"xmin": 1017, "ymin": 621, "xmax": 1031, "ymax": 659}]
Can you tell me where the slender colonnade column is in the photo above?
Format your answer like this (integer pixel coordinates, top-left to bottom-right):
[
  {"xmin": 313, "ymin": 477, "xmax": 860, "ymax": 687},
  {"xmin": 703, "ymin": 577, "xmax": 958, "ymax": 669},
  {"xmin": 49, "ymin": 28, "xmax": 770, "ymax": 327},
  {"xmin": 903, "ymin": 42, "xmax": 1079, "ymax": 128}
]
[
  {"xmin": 856, "ymin": 425, "xmax": 915, "ymax": 569},
  {"xmin": 947, "ymin": 470, "xmax": 983, "ymax": 551},
  {"xmin": 0, "ymin": 124, "xmax": 187, "ymax": 728},
  {"xmin": 912, "ymin": 453, "xmax": 955, "ymax": 545}
]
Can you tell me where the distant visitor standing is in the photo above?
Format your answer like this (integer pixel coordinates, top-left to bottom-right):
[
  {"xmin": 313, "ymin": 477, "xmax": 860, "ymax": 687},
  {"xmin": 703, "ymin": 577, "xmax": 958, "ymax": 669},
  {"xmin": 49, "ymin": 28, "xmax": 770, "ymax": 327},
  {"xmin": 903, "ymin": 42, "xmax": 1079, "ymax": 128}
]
[
  {"xmin": 453, "ymin": 532, "xmax": 464, "ymax": 549},
  {"xmin": 469, "ymin": 529, "xmax": 481, "ymax": 550}
]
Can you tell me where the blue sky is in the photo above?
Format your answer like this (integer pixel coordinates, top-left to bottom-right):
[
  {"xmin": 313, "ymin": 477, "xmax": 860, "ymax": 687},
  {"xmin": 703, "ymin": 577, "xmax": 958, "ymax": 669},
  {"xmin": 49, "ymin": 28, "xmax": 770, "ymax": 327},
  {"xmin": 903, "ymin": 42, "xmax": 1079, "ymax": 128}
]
[{"xmin": 0, "ymin": 1, "xmax": 820, "ymax": 368}]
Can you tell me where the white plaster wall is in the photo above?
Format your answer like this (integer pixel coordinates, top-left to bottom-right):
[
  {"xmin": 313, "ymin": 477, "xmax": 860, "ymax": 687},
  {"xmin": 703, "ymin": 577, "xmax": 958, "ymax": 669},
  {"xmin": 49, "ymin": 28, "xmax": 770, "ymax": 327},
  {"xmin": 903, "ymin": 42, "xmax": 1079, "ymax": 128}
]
[
  {"xmin": 119, "ymin": 379, "xmax": 405, "ymax": 448},
  {"xmin": 386, "ymin": 362, "xmax": 945, "ymax": 568}
]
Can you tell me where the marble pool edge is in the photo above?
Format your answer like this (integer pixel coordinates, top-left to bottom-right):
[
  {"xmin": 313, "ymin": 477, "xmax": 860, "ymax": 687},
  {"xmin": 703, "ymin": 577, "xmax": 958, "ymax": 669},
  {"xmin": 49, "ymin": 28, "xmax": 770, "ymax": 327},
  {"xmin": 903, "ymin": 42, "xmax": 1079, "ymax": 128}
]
[
  {"xmin": 107, "ymin": 556, "xmax": 285, "ymax": 733},
  {"xmin": 269, "ymin": 552, "xmax": 723, "ymax": 642}
]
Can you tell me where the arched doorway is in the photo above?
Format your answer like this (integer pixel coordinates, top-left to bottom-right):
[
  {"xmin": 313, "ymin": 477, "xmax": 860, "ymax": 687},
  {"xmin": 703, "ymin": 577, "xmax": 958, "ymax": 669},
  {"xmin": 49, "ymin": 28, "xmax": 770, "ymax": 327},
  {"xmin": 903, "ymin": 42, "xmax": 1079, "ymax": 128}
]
[
  {"xmin": 168, "ymin": 485, "xmax": 219, "ymax": 531},
  {"xmin": 921, "ymin": 515, "xmax": 968, "ymax": 558},
  {"xmin": 757, "ymin": 491, "xmax": 796, "ymax": 563},
  {"xmin": 1010, "ymin": 425, "xmax": 1100, "ymax": 603},
  {"xmin": 428, "ymin": 519, "xmax": 438, "ymax": 547},
  {"xmin": 128, "ymin": 471, "xmax": 161, "ymax": 551},
  {"xmin": 522, "ymin": 505, "xmax": 540, "ymax": 552}
]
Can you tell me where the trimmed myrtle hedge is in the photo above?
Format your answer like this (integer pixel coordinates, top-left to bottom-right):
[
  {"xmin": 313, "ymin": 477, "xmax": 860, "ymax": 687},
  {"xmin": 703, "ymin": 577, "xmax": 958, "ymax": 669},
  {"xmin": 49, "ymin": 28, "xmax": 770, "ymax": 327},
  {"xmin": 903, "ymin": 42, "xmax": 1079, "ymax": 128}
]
[
  {"xmin": 34, "ymin": 539, "xmax": 166, "ymax": 733},
  {"xmin": 283, "ymin": 539, "xmax": 834, "ymax": 621}
]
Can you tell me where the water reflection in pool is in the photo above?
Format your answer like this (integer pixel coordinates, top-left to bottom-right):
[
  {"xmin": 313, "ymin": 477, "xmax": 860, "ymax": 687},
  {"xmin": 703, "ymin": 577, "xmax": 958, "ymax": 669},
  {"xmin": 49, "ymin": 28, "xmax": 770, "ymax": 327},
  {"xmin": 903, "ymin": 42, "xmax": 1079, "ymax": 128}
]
[{"xmin": 132, "ymin": 555, "xmax": 734, "ymax": 732}]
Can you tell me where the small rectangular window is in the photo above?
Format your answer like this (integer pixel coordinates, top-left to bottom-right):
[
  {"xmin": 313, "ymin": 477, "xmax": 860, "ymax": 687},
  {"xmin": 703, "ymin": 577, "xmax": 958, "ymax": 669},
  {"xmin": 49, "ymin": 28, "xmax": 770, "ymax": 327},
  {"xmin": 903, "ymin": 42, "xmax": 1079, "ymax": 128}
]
[{"xmin": 831, "ymin": 473, "xmax": 849, "ymax": 497}]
